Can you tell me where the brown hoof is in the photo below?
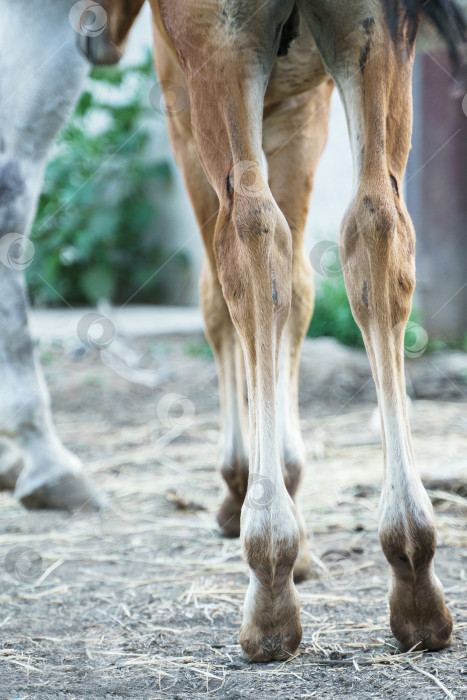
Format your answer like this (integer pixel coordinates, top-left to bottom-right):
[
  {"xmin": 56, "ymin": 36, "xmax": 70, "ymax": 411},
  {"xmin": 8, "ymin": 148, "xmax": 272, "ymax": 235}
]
[
  {"xmin": 0, "ymin": 438, "xmax": 24, "ymax": 490},
  {"xmin": 239, "ymin": 616, "xmax": 302, "ymax": 663},
  {"xmin": 390, "ymin": 604, "xmax": 453, "ymax": 651},
  {"xmin": 217, "ymin": 494, "xmax": 242, "ymax": 538},
  {"xmin": 18, "ymin": 472, "xmax": 106, "ymax": 512},
  {"xmin": 389, "ymin": 575, "xmax": 453, "ymax": 651},
  {"xmin": 239, "ymin": 569, "xmax": 302, "ymax": 663}
]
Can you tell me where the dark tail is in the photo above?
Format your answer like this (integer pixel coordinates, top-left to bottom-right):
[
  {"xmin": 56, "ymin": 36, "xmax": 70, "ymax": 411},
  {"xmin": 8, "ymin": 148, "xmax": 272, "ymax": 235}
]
[{"xmin": 383, "ymin": 0, "xmax": 467, "ymax": 81}]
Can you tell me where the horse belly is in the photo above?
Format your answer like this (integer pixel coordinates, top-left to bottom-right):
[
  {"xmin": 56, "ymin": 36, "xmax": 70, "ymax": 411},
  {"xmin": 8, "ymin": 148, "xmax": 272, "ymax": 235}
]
[{"xmin": 265, "ymin": 22, "xmax": 329, "ymax": 108}]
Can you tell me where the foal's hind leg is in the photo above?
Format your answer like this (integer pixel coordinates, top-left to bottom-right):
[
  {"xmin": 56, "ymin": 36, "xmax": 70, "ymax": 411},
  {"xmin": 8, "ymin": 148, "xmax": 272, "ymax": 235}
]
[
  {"xmin": 154, "ymin": 0, "xmax": 305, "ymax": 661},
  {"xmin": 301, "ymin": 1, "xmax": 452, "ymax": 650},
  {"xmin": 200, "ymin": 259, "xmax": 249, "ymax": 538},
  {"xmin": 173, "ymin": 142, "xmax": 249, "ymax": 538},
  {"xmin": 263, "ymin": 81, "xmax": 334, "ymax": 579},
  {"xmin": 153, "ymin": 39, "xmax": 249, "ymax": 538}
]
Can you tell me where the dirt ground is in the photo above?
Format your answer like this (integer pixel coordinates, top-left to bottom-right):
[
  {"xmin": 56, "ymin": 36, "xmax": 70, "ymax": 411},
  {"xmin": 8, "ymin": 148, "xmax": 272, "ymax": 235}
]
[{"xmin": 1, "ymin": 333, "xmax": 466, "ymax": 700}]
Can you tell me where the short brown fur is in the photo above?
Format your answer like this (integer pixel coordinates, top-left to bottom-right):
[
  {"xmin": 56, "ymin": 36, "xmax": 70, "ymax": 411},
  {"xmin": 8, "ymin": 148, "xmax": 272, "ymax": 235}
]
[{"xmin": 81, "ymin": 0, "xmax": 455, "ymax": 663}]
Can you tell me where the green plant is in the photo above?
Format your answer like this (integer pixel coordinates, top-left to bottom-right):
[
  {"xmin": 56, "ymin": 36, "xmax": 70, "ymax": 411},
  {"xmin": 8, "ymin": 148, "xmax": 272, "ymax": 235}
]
[
  {"xmin": 184, "ymin": 337, "xmax": 213, "ymax": 358},
  {"xmin": 27, "ymin": 53, "xmax": 189, "ymax": 306},
  {"xmin": 308, "ymin": 277, "xmax": 364, "ymax": 347},
  {"xmin": 308, "ymin": 276, "xmax": 422, "ymax": 349}
]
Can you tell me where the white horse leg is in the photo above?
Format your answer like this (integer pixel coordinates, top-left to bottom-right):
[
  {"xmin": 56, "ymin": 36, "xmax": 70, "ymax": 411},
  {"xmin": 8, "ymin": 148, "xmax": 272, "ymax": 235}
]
[{"xmin": 0, "ymin": 0, "xmax": 102, "ymax": 508}]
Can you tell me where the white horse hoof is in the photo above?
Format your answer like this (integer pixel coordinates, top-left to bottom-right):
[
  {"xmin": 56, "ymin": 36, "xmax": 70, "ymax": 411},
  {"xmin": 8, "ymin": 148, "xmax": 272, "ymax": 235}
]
[{"xmin": 16, "ymin": 471, "xmax": 106, "ymax": 511}]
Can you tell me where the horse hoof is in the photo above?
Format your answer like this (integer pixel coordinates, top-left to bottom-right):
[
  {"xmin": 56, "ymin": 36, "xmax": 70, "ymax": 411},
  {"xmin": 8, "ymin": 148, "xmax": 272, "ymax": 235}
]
[
  {"xmin": 17, "ymin": 472, "xmax": 106, "ymax": 512},
  {"xmin": 390, "ymin": 605, "xmax": 453, "ymax": 651},
  {"xmin": 239, "ymin": 567, "xmax": 302, "ymax": 663},
  {"xmin": 389, "ymin": 575, "xmax": 453, "ymax": 651},
  {"xmin": 217, "ymin": 495, "xmax": 242, "ymax": 538},
  {"xmin": 0, "ymin": 437, "xmax": 24, "ymax": 490},
  {"xmin": 239, "ymin": 619, "xmax": 302, "ymax": 663}
]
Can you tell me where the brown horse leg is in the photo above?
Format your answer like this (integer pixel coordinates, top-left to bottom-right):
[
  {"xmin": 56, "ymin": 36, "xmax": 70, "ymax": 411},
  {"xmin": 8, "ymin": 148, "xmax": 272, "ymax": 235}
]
[
  {"xmin": 301, "ymin": 1, "xmax": 453, "ymax": 650},
  {"xmin": 263, "ymin": 80, "xmax": 334, "ymax": 580},
  {"xmin": 153, "ymin": 0, "xmax": 304, "ymax": 661},
  {"xmin": 152, "ymin": 35, "xmax": 249, "ymax": 538}
]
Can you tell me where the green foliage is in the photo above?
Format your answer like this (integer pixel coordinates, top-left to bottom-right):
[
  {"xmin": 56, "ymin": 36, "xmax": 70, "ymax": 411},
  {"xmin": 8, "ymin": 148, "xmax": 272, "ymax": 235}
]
[
  {"xmin": 308, "ymin": 276, "xmax": 421, "ymax": 349},
  {"xmin": 427, "ymin": 334, "xmax": 467, "ymax": 353},
  {"xmin": 184, "ymin": 337, "xmax": 214, "ymax": 358},
  {"xmin": 28, "ymin": 54, "xmax": 188, "ymax": 306},
  {"xmin": 308, "ymin": 277, "xmax": 364, "ymax": 348}
]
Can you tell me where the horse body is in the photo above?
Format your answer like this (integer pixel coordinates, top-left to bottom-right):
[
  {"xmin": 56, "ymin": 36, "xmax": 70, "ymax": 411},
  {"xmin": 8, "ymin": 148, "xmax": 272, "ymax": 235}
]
[{"xmin": 1, "ymin": 0, "xmax": 464, "ymax": 663}]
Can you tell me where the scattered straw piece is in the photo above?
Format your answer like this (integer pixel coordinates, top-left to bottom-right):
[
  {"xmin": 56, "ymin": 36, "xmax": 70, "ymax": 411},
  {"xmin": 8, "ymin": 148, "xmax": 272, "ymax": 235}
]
[
  {"xmin": 35, "ymin": 558, "xmax": 64, "ymax": 587},
  {"xmin": 406, "ymin": 658, "xmax": 456, "ymax": 700}
]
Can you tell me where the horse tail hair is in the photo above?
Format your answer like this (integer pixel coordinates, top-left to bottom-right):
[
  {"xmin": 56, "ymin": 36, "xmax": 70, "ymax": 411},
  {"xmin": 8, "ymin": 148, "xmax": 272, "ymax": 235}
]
[{"xmin": 383, "ymin": 0, "xmax": 466, "ymax": 82}]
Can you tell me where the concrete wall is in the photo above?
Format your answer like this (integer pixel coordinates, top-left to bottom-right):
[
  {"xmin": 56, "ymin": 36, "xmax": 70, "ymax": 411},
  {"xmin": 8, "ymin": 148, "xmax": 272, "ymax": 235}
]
[{"xmin": 408, "ymin": 51, "xmax": 467, "ymax": 339}]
